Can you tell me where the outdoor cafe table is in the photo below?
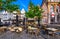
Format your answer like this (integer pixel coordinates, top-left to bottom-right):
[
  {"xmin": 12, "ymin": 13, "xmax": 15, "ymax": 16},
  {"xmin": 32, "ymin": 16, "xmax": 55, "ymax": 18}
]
[
  {"xmin": 28, "ymin": 26, "xmax": 40, "ymax": 35},
  {"xmin": 46, "ymin": 28, "xmax": 59, "ymax": 38},
  {"xmin": 46, "ymin": 28, "xmax": 58, "ymax": 32}
]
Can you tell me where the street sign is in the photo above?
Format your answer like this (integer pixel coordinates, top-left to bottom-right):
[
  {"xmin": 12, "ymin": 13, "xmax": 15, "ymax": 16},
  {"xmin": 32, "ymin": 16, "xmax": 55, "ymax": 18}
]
[{"xmin": 51, "ymin": 12, "xmax": 55, "ymax": 17}]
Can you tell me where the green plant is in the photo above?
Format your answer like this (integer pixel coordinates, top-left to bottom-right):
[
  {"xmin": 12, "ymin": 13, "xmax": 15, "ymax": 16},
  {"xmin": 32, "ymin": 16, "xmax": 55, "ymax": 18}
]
[
  {"xmin": 0, "ymin": 0, "xmax": 19, "ymax": 12},
  {"xmin": 34, "ymin": 5, "xmax": 44, "ymax": 27},
  {"xmin": 25, "ymin": 1, "xmax": 44, "ymax": 27}
]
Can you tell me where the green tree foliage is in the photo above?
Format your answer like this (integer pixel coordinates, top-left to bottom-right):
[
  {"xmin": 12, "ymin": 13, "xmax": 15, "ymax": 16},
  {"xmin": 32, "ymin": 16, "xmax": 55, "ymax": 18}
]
[
  {"xmin": 0, "ymin": 0, "xmax": 19, "ymax": 12},
  {"xmin": 25, "ymin": 1, "xmax": 35, "ymax": 18},
  {"xmin": 34, "ymin": 5, "xmax": 44, "ymax": 18},
  {"xmin": 25, "ymin": 1, "xmax": 44, "ymax": 26},
  {"xmin": 26, "ymin": 1, "xmax": 44, "ymax": 18},
  {"xmin": 25, "ymin": 10, "xmax": 35, "ymax": 18},
  {"xmin": 6, "ymin": 4, "xmax": 19, "ymax": 12}
]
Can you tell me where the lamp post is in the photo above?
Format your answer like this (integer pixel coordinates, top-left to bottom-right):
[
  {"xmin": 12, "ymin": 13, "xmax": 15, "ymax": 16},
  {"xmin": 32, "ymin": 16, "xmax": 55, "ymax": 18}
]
[
  {"xmin": 21, "ymin": 8, "xmax": 25, "ymax": 25},
  {"xmin": 13, "ymin": 11, "xmax": 19, "ymax": 26}
]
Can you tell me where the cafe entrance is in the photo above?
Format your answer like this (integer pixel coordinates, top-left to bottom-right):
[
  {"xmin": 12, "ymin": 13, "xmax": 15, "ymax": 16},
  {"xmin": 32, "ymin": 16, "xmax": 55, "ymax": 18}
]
[
  {"xmin": 50, "ymin": 12, "xmax": 55, "ymax": 24},
  {"xmin": 50, "ymin": 5, "xmax": 60, "ymax": 24}
]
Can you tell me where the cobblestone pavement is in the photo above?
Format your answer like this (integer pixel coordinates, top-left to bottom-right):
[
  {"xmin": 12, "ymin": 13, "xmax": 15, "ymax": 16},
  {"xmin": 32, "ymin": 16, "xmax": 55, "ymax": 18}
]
[
  {"xmin": 0, "ymin": 30, "xmax": 44, "ymax": 39},
  {"xmin": 0, "ymin": 30, "xmax": 60, "ymax": 39}
]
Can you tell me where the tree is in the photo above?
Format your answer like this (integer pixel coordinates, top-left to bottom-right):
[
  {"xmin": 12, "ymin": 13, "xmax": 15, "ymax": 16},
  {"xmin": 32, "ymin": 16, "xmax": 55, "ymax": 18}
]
[
  {"xmin": 25, "ymin": 1, "xmax": 44, "ymax": 27},
  {"xmin": 25, "ymin": 1, "xmax": 35, "ymax": 18},
  {"xmin": 0, "ymin": 0, "xmax": 4, "ymax": 11},
  {"xmin": 0, "ymin": 0, "xmax": 19, "ymax": 12},
  {"xmin": 34, "ymin": 5, "xmax": 44, "ymax": 27},
  {"xmin": 6, "ymin": 4, "xmax": 19, "ymax": 12}
]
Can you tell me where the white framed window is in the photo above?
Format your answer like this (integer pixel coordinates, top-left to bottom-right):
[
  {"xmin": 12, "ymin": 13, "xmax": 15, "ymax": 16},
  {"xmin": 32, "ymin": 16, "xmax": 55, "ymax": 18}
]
[
  {"xmin": 59, "ymin": 7, "xmax": 60, "ymax": 13},
  {"xmin": 50, "ymin": 5, "xmax": 54, "ymax": 12},
  {"xmin": 56, "ymin": 6, "xmax": 59, "ymax": 13}
]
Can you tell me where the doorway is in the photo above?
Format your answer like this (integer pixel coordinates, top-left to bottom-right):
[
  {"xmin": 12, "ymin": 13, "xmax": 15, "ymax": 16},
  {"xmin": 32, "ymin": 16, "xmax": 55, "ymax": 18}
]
[{"xmin": 50, "ymin": 16, "xmax": 55, "ymax": 24}]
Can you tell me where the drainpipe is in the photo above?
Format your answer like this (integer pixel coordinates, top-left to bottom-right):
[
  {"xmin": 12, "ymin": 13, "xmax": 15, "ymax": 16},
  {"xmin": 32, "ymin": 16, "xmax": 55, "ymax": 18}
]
[
  {"xmin": 55, "ymin": 12, "xmax": 57, "ymax": 23},
  {"xmin": 48, "ymin": 12, "xmax": 50, "ymax": 24}
]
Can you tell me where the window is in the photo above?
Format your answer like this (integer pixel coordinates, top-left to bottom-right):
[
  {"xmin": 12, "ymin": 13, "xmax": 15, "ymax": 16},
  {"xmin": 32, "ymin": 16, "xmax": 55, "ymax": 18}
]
[
  {"xmin": 56, "ymin": 6, "xmax": 59, "ymax": 13},
  {"xmin": 50, "ymin": 5, "xmax": 54, "ymax": 12},
  {"xmin": 59, "ymin": 7, "xmax": 60, "ymax": 13}
]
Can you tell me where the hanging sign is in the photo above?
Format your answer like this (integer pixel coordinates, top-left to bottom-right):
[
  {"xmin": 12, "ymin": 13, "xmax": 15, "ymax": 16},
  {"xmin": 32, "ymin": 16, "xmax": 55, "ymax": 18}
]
[{"xmin": 51, "ymin": 12, "xmax": 55, "ymax": 17}]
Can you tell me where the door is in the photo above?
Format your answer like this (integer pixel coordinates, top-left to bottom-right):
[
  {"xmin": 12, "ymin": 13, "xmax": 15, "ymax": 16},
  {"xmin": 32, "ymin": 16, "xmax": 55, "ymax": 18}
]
[{"xmin": 50, "ymin": 12, "xmax": 55, "ymax": 24}]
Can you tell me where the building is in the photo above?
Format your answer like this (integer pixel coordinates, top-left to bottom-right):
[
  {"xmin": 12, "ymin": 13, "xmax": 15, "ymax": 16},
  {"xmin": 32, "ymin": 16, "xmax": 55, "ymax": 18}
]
[
  {"xmin": 41, "ymin": 0, "xmax": 48, "ymax": 24},
  {"xmin": 42, "ymin": 0, "xmax": 60, "ymax": 24},
  {"xmin": 0, "ymin": 11, "xmax": 17, "ymax": 23}
]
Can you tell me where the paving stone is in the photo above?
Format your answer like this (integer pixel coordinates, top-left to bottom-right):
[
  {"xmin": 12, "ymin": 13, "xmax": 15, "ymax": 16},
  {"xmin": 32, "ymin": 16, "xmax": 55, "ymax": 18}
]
[{"xmin": 0, "ymin": 30, "xmax": 59, "ymax": 39}]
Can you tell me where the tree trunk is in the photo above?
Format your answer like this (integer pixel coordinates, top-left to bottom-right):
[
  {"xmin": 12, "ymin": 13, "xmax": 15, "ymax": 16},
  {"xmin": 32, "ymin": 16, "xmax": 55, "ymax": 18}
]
[
  {"xmin": 23, "ymin": 18, "xmax": 25, "ymax": 25},
  {"xmin": 16, "ymin": 15, "xmax": 19, "ymax": 26},
  {"xmin": 37, "ymin": 17, "xmax": 40, "ymax": 26}
]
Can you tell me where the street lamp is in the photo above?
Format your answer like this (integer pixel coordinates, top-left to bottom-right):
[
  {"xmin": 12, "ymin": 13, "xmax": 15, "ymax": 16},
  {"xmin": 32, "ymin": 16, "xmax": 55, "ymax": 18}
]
[
  {"xmin": 21, "ymin": 8, "xmax": 26, "ymax": 25},
  {"xmin": 13, "ymin": 11, "xmax": 19, "ymax": 26}
]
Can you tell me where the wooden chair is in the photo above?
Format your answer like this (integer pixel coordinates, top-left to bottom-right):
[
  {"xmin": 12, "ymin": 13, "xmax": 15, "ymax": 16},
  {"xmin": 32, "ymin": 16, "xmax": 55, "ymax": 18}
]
[{"xmin": 27, "ymin": 26, "xmax": 40, "ymax": 36}]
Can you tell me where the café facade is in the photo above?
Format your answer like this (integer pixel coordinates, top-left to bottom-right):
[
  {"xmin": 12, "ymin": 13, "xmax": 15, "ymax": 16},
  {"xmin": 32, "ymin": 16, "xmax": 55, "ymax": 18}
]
[{"xmin": 41, "ymin": 0, "xmax": 60, "ymax": 24}]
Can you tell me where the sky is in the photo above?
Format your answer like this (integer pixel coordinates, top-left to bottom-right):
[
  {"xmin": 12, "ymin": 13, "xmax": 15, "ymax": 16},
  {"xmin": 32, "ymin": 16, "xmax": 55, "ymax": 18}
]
[{"xmin": 14, "ymin": 0, "xmax": 42, "ymax": 11}]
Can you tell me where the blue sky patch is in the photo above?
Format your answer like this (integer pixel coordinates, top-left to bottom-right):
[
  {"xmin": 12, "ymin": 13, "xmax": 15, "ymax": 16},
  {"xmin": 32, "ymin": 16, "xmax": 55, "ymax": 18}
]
[{"xmin": 14, "ymin": 0, "xmax": 42, "ymax": 11}]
